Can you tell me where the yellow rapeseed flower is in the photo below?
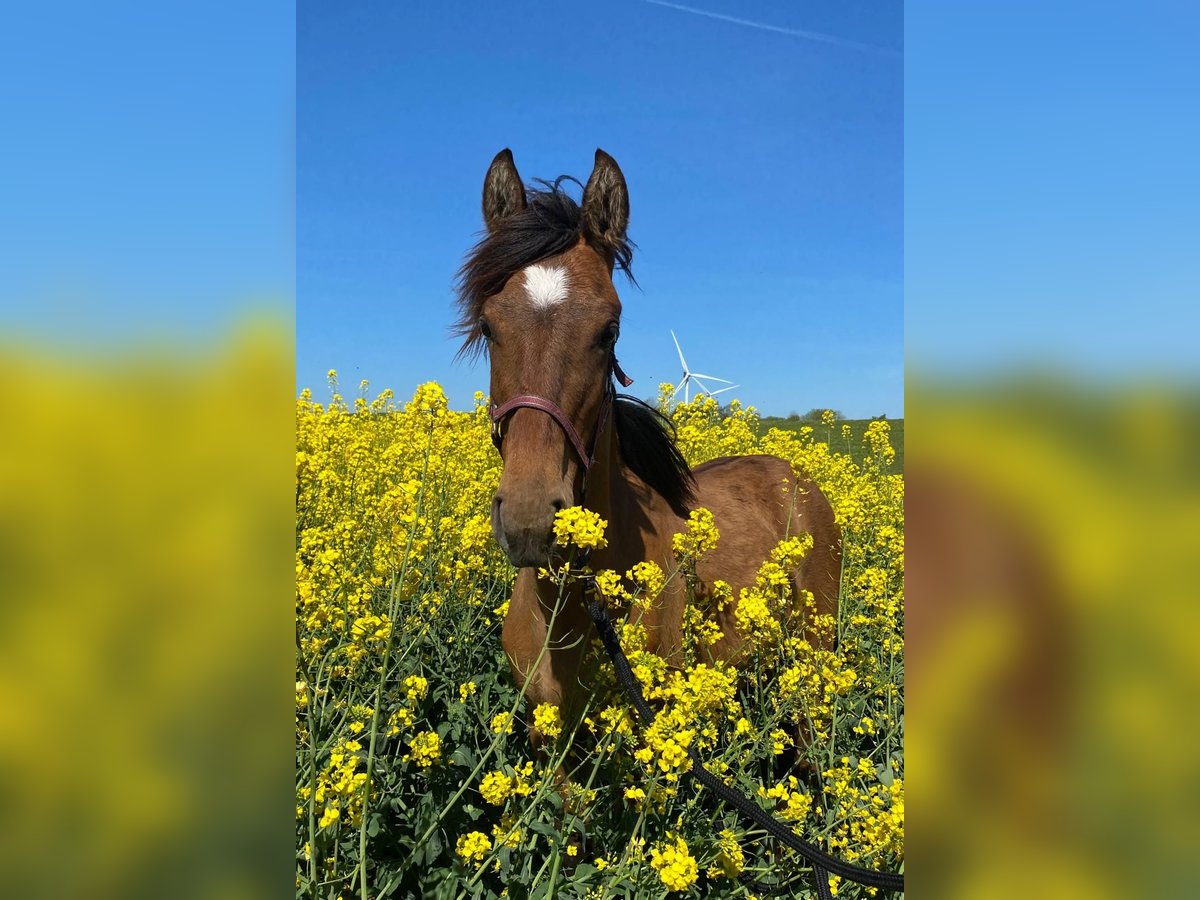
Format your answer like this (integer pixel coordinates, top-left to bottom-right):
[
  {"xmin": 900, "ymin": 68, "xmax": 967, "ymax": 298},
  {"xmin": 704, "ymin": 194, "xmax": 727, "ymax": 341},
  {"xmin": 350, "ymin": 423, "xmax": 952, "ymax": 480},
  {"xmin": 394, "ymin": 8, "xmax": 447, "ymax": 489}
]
[
  {"xmin": 671, "ymin": 507, "xmax": 719, "ymax": 559},
  {"xmin": 479, "ymin": 770, "xmax": 513, "ymax": 805},
  {"xmin": 407, "ymin": 730, "xmax": 441, "ymax": 768},
  {"xmin": 628, "ymin": 560, "xmax": 666, "ymax": 610},
  {"xmin": 552, "ymin": 506, "xmax": 608, "ymax": 551},
  {"xmin": 532, "ymin": 702, "xmax": 563, "ymax": 740},
  {"xmin": 713, "ymin": 829, "xmax": 745, "ymax": 878},
  {"xmin": 456, "ymin": 831, "xmax": 492, "ymax": 865},
  {"xmin": 650, "ymin": 835, "xmax": 699, "ymax": 892},
  {"xmin": 295, "ymin": 380, "xmax": 905, "ymax": 884},
  {"xmin": 403, "ymin": 674, "xmax": 429, "ymax": 703},
  {"xmin": 318, "ymin": 805, "xmax": 340, "ymax": 829}
]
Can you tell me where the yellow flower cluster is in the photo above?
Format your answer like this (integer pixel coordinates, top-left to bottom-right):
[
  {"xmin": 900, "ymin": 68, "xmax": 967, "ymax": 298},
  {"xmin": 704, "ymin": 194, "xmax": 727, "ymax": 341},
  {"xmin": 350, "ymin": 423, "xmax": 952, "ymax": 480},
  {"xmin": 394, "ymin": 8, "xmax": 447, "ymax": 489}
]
[
  {"xmin": 650, "ymin": 834, "xmax": 699, "ymax": 892},
  {"xmin": 385, "ymin": 707, "xmax": 412, "ymax": 736},
  {"xmin": 586, "ymin": 704, "xmax": 635, "ymax": 741},
  {"xmin": 821, "ymin": 757, "xmax": 905, "ymax": 865},
  {"xmin": 628, "ymin": 561, "xmax": 666, "ymax": 608},
  {"xmin": 478, "ymin": 764, "xmax": 535, "ymax": 806},
  {"xmin": 456, "ymin": 830, "xmax": 493, "ymax": 865},
  {"xmin": 404, "ymin": 675, "xmax": 429, "ymax": 703},
  {"xmin": 591, "ymin": 560, "xmax": 667, "ymax": 612},
  {"xmin": 492, "ymin": 817, "xmax": 524, "ymax": 850},
  {"xmin": 619, "ymin": 659, "xmax": 743, "ymax": 782},
  {"xmin": 662, "ymin": 387, "xmax": 759, "ymax": 461},
  {"xmin": 552, "ymin": 506, "xmax": 608, "ymax": 551},
  {"xmin": 711, "ymin": 829, "xmax": 745, "ymax": 878},
  {"xmin": 864, "ymin": 419, "xmax": 896, "ymax": 467},
  {"xmin": 680, "ymin": 598, "xmax": 724, "ymax": 655},
  {"xmin": 775, "ymin": 645, "xmax": 859, "ymax": 741},
  {"xmin": 671, "ymin": 507, "xmax": 720, "ymax": 559},
  {"xmin": 297, "ymin": 380, "xmax": 502, "ymax": 672},
  {"xmin": 760, "ymin": 775, "xmax": 813, "ymax": 820},
  {"xmin": 532, "ymin": 702, "xmax": 563, "ymax": 740},
  {"xmin": 346, "ymin": 614, "xmax": 391, "ymax": 665},
  {"xmin": 295, "ymin": 382, "xmax": 904, "ymax": 893},
  {"xmin": 479, "ymin": 770, "xmax": 512, "ymax": 805},
  {"xmin": 313, "ymin": 737, "xmax": 368, "ymax": 829},
  {"xmin": 730, "ymin": 533, "xmax": 817, "ymax": 653},
  {"xmin": 406, "ymin": 730, "xmax": 441, "ymax": 768}
]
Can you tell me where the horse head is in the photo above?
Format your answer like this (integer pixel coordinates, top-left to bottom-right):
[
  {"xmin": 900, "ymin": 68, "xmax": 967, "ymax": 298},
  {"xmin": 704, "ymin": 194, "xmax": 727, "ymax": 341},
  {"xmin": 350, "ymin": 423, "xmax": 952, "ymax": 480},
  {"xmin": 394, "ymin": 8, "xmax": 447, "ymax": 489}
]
[{"xmin": 456, "ymin": 148, "xmax": 633, "ymax": 567}]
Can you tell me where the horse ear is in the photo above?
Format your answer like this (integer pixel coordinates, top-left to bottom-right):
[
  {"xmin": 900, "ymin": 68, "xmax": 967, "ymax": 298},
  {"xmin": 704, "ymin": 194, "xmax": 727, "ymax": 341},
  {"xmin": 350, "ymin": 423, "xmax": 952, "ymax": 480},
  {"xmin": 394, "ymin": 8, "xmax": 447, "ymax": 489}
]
[
  {"xmin": 482, "ymin": 148, "xmax": 526, "ymax": 231},
  {"xmin": 581, "ymin": 148, "xmax": 629, "ymax": 260}
]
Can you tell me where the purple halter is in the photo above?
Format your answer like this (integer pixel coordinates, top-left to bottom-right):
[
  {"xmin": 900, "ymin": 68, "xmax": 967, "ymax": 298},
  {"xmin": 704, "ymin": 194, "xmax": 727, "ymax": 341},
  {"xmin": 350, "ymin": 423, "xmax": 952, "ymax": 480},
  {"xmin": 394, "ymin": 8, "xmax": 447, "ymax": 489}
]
[{"xmin": 489, "ymin": 355, "xmax": 633, "ymax": 471}]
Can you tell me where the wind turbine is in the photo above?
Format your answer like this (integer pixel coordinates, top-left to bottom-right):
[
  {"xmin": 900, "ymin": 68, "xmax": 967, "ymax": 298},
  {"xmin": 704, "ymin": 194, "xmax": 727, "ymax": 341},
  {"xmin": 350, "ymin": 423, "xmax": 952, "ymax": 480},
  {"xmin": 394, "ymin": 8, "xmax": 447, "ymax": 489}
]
[{"xmin": 670, "ymin": 330, "xmax": 739, "ymax": 404}]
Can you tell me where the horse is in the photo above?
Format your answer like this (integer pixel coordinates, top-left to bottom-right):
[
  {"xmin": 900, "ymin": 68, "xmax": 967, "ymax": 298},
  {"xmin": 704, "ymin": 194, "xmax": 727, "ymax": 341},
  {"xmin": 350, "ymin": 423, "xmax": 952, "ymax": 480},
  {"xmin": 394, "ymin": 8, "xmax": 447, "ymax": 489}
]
[{"xmin": 455, "ymin": 148, "xmax": 843, "ymax": 753}]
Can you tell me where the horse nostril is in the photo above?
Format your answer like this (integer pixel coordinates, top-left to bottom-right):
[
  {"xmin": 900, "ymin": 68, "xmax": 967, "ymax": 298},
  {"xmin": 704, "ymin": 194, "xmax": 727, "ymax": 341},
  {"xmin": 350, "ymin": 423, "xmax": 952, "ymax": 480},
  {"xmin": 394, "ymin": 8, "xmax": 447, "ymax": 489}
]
[
  {"xmin": 551, "ymin": 497, "xmax": 567, "ymax": 513},
  {"xmin": 492, "ymin": 495, "xmax": 503, "ymax": 518}
]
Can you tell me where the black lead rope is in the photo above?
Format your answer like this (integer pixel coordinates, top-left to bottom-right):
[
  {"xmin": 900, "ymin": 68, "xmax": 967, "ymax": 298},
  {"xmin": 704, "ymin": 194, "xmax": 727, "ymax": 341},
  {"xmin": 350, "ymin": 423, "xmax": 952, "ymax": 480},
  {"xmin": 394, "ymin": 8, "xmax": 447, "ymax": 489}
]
[
  {"xmin": 564, "ymin": 367, "xmax": 900, "ymax": 895},
  {"xmin": 584, "ymin": 594, "xmax": 905, "ymax": 896}
]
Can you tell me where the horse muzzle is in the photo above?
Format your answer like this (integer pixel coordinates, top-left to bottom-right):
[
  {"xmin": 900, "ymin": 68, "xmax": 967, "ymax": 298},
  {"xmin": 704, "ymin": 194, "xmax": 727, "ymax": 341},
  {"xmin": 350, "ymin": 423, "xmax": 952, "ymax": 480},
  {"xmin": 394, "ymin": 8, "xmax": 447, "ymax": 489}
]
[{"xmin": 490, "ymin": 491, "xmax": 569, "ymax": 568}]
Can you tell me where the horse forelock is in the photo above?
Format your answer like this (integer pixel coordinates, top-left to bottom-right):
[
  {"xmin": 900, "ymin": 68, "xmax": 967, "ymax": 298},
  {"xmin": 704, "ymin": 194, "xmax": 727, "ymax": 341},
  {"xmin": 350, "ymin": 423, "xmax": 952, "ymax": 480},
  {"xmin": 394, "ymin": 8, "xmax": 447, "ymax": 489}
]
[
  {"xmin": 453, "ymin": 177, "xmax": 634, "ymax": 358},
  {"xmin": 457, "ymin": 172, "xmax": 691, "ymax": 521}
]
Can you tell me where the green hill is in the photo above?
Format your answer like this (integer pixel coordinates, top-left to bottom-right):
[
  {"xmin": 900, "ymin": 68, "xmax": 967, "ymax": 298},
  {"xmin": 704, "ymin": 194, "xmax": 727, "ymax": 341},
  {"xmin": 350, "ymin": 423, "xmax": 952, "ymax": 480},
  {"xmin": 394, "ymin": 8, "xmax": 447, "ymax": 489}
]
[{"xmin": 757, "ymin": 416, "xmax": 904, "ymax": 475}]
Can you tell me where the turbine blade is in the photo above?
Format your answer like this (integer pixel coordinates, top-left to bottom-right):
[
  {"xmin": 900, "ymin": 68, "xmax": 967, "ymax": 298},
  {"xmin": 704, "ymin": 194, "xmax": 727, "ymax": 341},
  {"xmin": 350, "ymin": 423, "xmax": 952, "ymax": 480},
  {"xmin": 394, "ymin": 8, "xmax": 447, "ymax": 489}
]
[
  {"xmin": 710, "ymin": 384, "xmax": 740, "ymax": 396},
  {"xmin": 670, "ymin": 330, "xmax": 689, "ymax": 372},
  {"xmin": 690, "ymin": 373, "xmax": 735, "ymax": 384}
]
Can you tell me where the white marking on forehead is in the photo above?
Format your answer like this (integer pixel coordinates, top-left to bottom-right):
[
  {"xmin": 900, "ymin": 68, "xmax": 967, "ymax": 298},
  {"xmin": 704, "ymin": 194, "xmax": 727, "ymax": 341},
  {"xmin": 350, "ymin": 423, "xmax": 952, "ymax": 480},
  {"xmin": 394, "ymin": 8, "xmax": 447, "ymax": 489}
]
[{"xmin": 522, "ymin": 264, "xmax": 570, "ymax": 309}]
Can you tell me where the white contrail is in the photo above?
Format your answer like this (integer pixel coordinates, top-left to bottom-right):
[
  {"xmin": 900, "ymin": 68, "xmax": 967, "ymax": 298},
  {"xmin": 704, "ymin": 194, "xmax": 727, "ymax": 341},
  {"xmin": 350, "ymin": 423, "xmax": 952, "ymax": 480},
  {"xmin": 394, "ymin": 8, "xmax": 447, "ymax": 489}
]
[{"xmin": 639, "ymin": 0, "xmax": 900, "ymax": 58}]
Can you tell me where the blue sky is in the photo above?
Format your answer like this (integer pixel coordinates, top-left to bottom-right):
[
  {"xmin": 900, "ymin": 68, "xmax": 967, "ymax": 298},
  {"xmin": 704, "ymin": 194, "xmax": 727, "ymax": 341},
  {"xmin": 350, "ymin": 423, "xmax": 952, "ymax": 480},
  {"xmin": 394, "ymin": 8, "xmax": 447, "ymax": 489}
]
[
  {"xmin": 298, "ymin": 1, "xmax": 903, "ymax": 417},
  {"xmin": 7, "ymin": 3, "xmax": 1187, "ymax": 405},
  {"xmin": 907, "ymin": 3, "xmax": 1199, "ymax": 382},
  {"xmin": 0, "ymin": 2, "xmax": 294, "ymax": 343}
]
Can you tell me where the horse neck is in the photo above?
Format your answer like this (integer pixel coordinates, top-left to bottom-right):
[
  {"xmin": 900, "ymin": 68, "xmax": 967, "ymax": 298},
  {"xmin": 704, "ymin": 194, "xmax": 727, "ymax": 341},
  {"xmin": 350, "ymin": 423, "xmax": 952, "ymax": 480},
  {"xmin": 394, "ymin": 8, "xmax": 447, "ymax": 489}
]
[
  {"xmin": 525, "ymin": 409, "xmax": 628, "ymax": 613},
  {"xmin": 580, "ymin": 403, "xmax": 642, "ymax": 569},
  {"xmin": 527, "ymin": 403, "xmax": 647, "ymax": 613}
]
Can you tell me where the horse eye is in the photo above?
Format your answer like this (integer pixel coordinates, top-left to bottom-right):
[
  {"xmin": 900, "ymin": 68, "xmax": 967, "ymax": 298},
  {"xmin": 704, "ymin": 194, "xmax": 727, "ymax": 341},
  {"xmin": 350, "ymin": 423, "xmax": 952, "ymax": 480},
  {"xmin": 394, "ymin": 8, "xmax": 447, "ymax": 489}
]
[
  {"xmin": 598, "ymin": 322, "xmax": 619, "ymax": 347},
  {"xmin": 479, "ymin": 318, "xmax": 494, "ymax": 341}
]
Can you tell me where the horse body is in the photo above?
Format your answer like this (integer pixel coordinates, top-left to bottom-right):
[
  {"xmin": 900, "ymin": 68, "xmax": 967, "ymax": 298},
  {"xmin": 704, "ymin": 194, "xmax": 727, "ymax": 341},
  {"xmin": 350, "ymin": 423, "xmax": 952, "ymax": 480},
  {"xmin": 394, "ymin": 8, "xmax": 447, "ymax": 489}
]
[
  {"xmin": 501, "ymin": 441, "xmax": 841, "ymax": 745},
  {"xmin": 457, "ymin": 148, "xmax": 842, "ymax": 752}
]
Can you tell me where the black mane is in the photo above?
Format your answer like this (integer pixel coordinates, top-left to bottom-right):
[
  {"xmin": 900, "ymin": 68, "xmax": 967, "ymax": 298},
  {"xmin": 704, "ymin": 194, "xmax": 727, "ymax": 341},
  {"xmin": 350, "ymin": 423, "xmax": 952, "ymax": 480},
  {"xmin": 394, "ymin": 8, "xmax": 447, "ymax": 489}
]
[
  {"xmin": 613, "ymin": 395, "xmax": 695, "ymax": 515},
  {"xmin": 453, "ymin": 177, "xmax": 634, "ymax": 358}
]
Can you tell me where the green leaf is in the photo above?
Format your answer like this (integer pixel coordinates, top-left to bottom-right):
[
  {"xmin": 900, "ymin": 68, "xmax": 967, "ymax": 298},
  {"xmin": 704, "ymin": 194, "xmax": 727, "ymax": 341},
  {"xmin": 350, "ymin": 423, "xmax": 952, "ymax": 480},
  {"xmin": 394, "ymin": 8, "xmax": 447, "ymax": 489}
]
[
  {"xmin": 529, "ymin": 820, "xmax": 560, "ymax": 839},
  {"xmin": 425, "ymin": 831, "xmax": 443, "ymax": 865}
]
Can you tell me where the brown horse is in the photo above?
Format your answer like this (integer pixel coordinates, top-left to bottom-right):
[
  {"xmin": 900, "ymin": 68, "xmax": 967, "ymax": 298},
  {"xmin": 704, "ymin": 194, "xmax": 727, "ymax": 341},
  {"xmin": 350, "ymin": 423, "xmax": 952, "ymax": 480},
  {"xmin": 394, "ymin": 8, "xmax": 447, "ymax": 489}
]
[{"xmin": 455, "ymin": 148, "xmax": 842, "ymax": 751}]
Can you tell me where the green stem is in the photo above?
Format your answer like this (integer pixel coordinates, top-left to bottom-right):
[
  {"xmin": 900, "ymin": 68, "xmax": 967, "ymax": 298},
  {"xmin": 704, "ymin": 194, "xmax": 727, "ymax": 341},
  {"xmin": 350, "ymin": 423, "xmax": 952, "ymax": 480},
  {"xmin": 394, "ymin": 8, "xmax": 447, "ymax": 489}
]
[
  {"xmin": 399, "ymin": 563, "xmax": 575, "ymax": 889},
  {"xmin": 357, "ymin": 417, "xmax": 436, "ymax": 900}
]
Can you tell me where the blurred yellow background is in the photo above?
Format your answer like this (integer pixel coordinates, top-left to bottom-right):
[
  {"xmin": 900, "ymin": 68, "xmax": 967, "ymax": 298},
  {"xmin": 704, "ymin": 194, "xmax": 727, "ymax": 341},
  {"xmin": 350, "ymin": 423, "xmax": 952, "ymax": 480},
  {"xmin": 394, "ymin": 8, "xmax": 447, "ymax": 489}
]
[
  {"xmin": 7, "ymin": 331, "xmax": 1196, "ymax": 899},
  {"xmin": 0, "ymin": 322, "xmax": 294, "ymax": 900},
  {"xmin": 907, "ymin": 375, "xmax": 1200, "ymax": 898}
]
